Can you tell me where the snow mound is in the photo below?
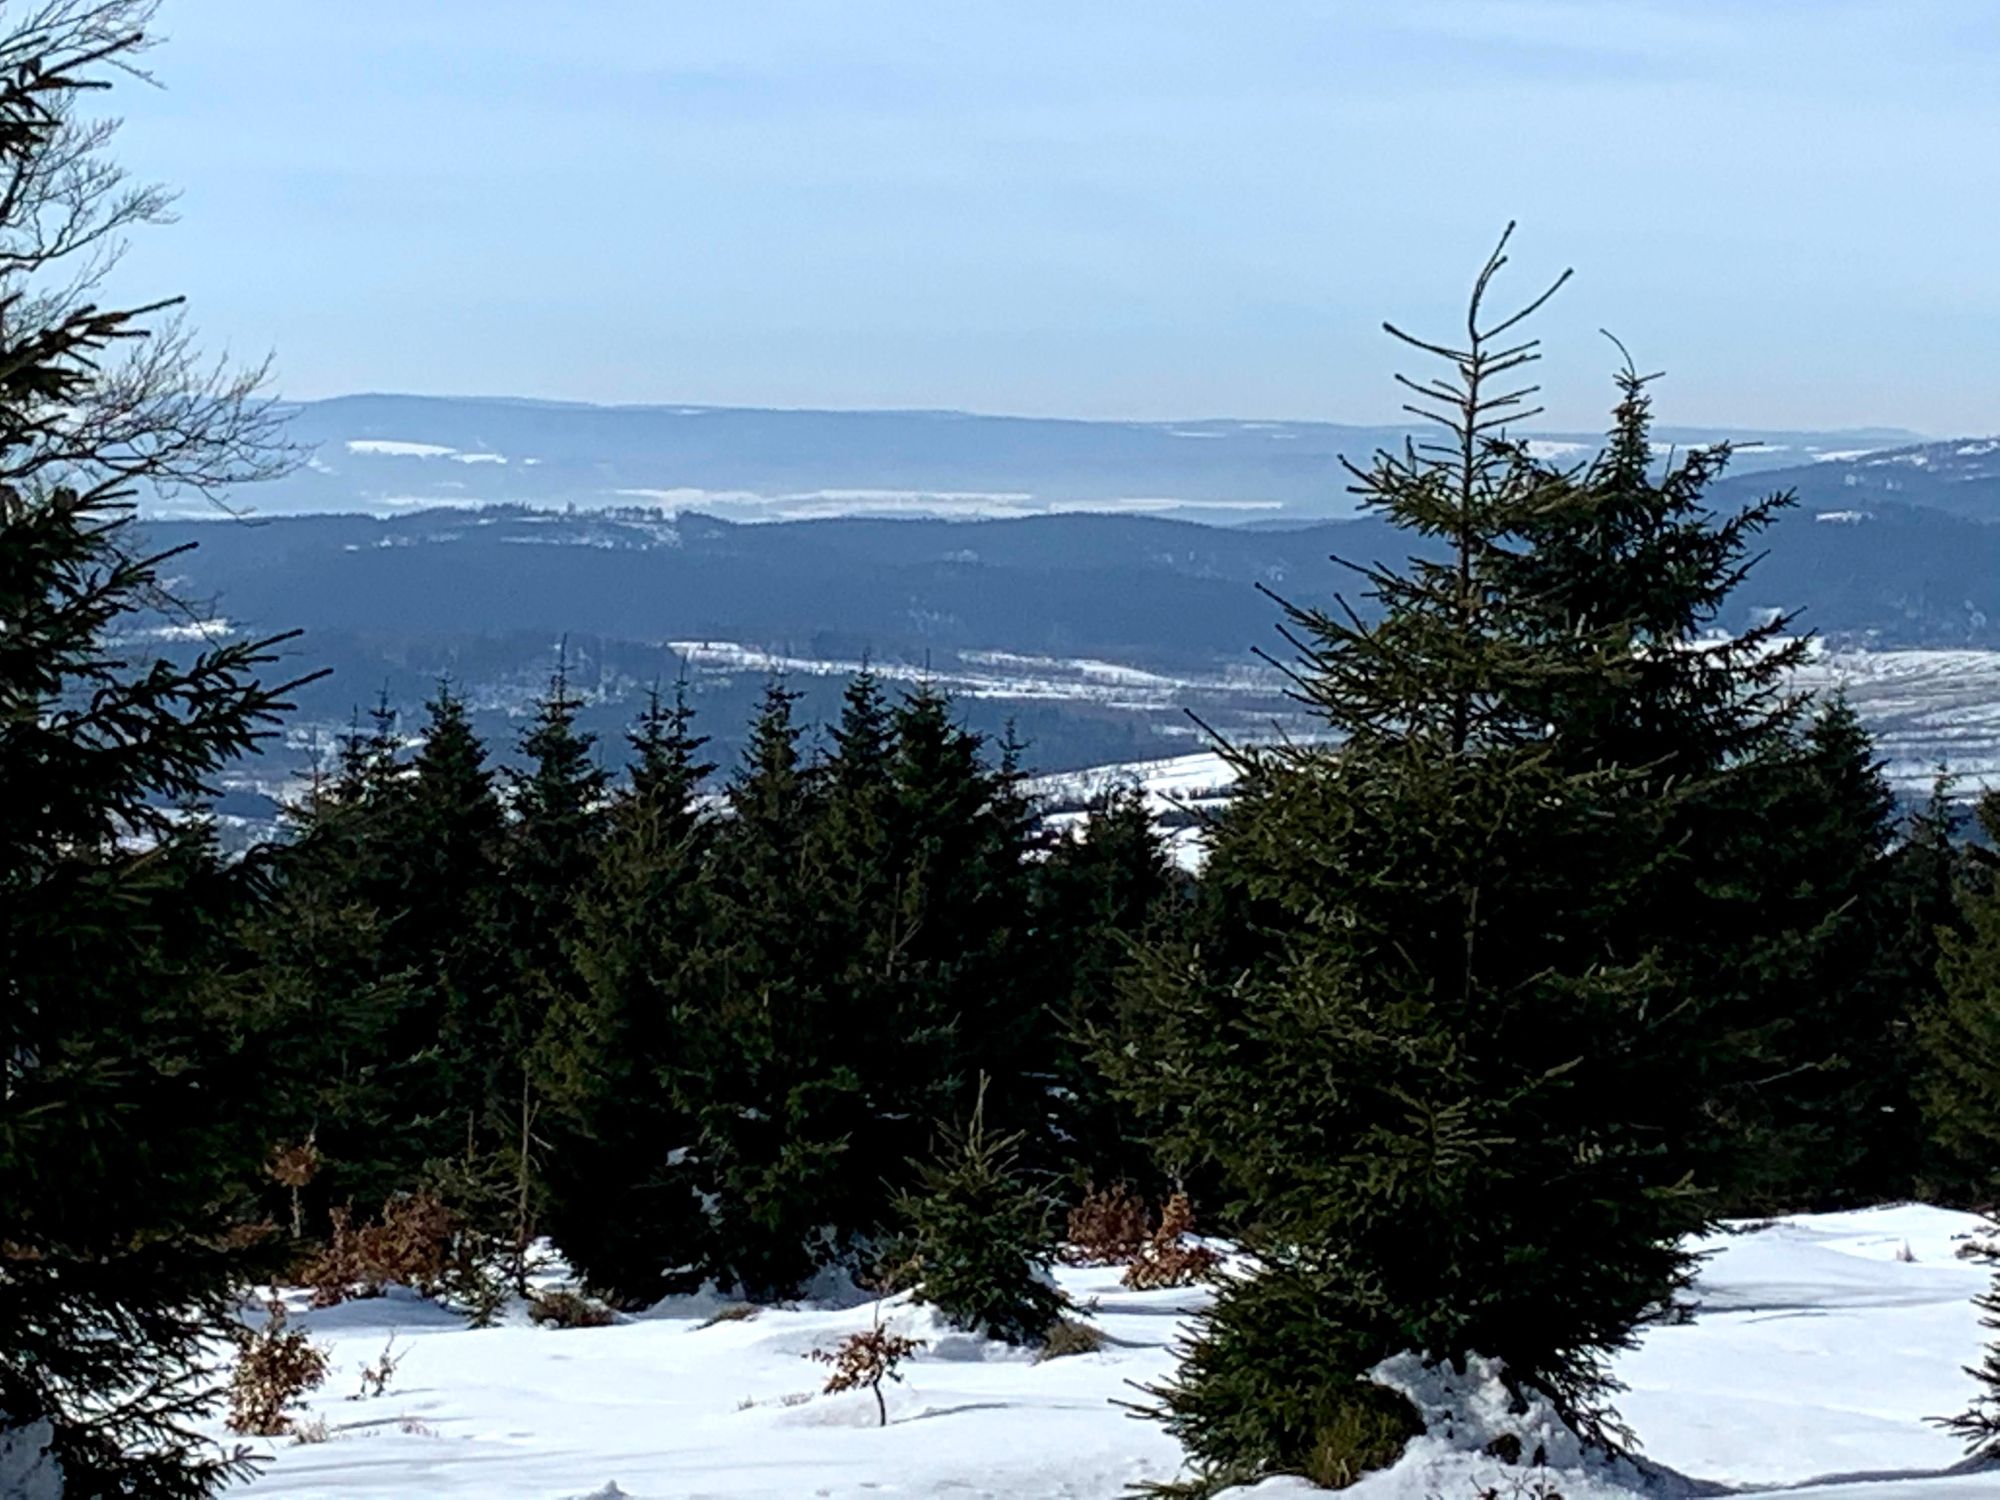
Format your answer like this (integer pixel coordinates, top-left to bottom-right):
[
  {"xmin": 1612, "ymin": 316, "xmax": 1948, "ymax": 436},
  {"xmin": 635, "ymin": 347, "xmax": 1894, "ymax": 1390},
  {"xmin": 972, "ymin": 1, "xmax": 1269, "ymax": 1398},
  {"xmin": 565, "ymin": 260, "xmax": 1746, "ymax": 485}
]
[{"xmin": 1219, "ymin": 1354, "xmax": 1706, "ymax": 1500}]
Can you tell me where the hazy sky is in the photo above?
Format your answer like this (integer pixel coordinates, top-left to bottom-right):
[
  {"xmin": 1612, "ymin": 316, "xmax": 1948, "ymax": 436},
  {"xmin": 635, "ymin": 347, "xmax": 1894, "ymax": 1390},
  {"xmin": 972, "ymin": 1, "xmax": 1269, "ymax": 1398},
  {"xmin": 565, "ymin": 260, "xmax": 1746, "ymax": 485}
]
[{"xmin": 106, "ymin": 1, "xmax": 2000, "ymax": 432}]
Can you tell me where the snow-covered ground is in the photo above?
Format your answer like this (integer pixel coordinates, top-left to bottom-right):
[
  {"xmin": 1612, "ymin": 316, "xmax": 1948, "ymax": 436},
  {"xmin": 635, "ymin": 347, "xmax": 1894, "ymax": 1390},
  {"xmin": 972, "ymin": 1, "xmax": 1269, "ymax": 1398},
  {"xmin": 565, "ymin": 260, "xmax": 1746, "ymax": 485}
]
[{"xmin": 209, "ymin": 1206, "xmax": 2000, "ymax": 1500}]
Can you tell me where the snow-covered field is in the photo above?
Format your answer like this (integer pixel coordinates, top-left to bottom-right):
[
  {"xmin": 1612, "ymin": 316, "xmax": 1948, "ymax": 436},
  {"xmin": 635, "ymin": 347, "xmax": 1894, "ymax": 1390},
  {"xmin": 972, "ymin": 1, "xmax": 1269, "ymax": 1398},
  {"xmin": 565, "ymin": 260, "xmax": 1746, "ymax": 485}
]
[{"xmin": 210, "ymin": 1206, "xmax": 2000, "ymax": 1500}]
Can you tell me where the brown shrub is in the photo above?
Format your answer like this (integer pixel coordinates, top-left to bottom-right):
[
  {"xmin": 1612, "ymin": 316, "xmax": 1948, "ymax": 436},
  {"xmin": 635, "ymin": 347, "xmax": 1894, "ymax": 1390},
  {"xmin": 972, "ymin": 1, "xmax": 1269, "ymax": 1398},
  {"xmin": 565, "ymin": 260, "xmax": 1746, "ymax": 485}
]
[
  {"xmin": 301, "ymin": 1191, "xmax": 457, "ymax": 1307},
  {"xmin": 1120, "ymin": 1191, "xmax": 1222, "ymax": 1291},
  {"xmin": 227, "ymin": 1294, "xmax": 330, "ymax": 1437},
  {"xmin": 1062, "ymin": 1184, "xmax": 1151, "ymax": 1267},
  {"xmin": 528, "ymin": 1288, "xmax": 617, "ymax": 1329},
  {"xmin": 807, "ymin": 1315, "xmax": 926, "ymax": 1427}
]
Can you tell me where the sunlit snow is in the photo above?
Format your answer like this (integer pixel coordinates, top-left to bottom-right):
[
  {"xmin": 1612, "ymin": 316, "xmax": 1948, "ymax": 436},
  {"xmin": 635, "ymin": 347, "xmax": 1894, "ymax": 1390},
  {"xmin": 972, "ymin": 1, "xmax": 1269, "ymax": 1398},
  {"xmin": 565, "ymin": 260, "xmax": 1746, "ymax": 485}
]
[{"xmin": 203, "ymin": 1207, "xmax": 1997, "ymax": 1499}]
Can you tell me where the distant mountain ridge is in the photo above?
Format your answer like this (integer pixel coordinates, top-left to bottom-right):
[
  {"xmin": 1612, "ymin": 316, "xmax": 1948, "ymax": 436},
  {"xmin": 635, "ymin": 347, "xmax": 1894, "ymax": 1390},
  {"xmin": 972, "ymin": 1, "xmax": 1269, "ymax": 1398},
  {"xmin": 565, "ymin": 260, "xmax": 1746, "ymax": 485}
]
[
  {"xmin": 1712, "ymin": 436, "xmax": 2000, "ymax": 523},
  {"xmin": 159, "ymin": 393, "xmax": 1931, "ymax": 524}
]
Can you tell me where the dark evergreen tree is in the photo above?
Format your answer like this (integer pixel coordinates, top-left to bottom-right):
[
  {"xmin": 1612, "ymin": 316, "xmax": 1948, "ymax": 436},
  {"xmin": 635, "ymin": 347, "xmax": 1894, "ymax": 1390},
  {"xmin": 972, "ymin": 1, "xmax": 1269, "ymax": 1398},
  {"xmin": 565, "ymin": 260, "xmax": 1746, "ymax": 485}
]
[
  {"xmin": 1109, "ymin": 237, "xmax": 1713, "ymax": 1493},
  {"xmin": 537, "ymin": 680, "xmax": 716, "ymax": 1305},
  {"xmin": 1737, "ymin": 699, "xmax": 1920, "ymax": 1208},
  {"xmin": 1941, "ymin": 1264, "xmax": 2000, "ymax": 1460},
  {"xmin": 235, "ymin": 795, "xmax": 427, "ymax": 1236},
  {"xmin": 334, "ymin": 688, "xmax": 403, "ymax": 805},
  {"xmin": 1038, "ymin": 782, "xmax": 1179, "ymax": 1195},
  {"xmin": 1491, "ymin": 359, "xmax": 1909, "ymax": 1212},
  {"xmin": 0, "ymin": 8, "xmax": 305, "ymax": 1491},
  {"xmin": 894, "ymin": 1083, "xmax": 1065, "ymax": 1347},
  {"xmin": 1925, "ymin": 790, "xmax": 2000, "ymax": 1207},
  {"xmin": 397, "ymin": 680, "xmax": 510, "ymax": 1145},
  {"xmin": 802, "ymin": 669, "xmax": 915, "ymax": 1224},
  {"xmin": 693, "ymin": 680, "xmax": 853, "ymax": 1298},
  {"xmin": 488, "ymin": 660, "xmax": 611, "ymax": 1284},
  {"xmin": 880, "ymin": 685, "xmax": 1043, "ymax": 1146},
  {"xmin": 507, "ymin": 658, "xmax": 612, "ymax": 976}
]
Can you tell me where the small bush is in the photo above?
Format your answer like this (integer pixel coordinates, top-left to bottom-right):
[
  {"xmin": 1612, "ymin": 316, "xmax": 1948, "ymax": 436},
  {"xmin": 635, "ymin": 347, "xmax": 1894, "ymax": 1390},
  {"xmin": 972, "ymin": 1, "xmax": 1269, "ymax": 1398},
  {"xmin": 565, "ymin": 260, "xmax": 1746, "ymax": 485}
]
[
  {"xmin": 1122, "ymin": 1192, "xmax": 1222, "ymax": 1290},
  {"xmin": 1038, "ymin": 1317, "xmax": 1106, "ymax": 1361},
  {"xmin": 808, "ymin": 1314, "xmax": 926, "ymax": 1427},
  {"xmin": 301, "ymin": 1191, "xmax": 457, "ymax": 1306},
  {"xmin": 227, "ymin": 1294, "xmax": 331, "ymax": 1437},
  {"xmin": 300, "ymin": 1189, "xmax": 508, "ymax": 1321},
  {"xmin": 895, "ymin": 1079, "xmax": 1067, "ymax": 1346},
  {"xmin": 529, "ymin": 1288, "xmax": 617, "ymax": 1329},
  {"xmin": 1063, "ymin": 1184, "xmax": 1151, "ymax": 1266}
]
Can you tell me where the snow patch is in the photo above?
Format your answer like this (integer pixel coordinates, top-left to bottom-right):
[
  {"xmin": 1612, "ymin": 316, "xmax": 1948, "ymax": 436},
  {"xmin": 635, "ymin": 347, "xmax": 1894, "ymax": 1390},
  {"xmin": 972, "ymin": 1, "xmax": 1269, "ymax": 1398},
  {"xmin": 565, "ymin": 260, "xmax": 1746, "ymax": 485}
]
[
  {"xmin": 1526, "ymin": 439, "xmax": 1589, "ymax": 461},
  {"xmin": 344, "ymin": 439, "xmax": 457, "ymax": 459}
]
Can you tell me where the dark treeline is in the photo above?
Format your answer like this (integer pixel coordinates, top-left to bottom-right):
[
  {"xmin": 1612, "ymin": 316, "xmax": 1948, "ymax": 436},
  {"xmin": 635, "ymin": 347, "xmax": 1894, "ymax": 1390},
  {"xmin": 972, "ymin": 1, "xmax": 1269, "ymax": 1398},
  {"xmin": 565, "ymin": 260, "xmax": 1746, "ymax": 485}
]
[{"xmin": 253, "ymin": 663, "xmax": 1186, "ymax": 1309}]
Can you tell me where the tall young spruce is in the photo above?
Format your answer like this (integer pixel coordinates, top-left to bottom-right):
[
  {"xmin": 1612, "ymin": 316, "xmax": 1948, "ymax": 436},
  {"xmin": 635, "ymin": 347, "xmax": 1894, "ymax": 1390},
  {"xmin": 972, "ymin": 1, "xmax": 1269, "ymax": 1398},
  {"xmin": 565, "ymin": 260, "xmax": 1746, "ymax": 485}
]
[
  {"xmin": 1497, "ymin": 362, "xmax": 1912, "ymax": 1212},
  {"xmin": 484, "ymin": 661, "xmax": 611, "ymax": 1285},
  {"xmin": 695, "ymin": 680, "xmax": 851, "ymax": 1298},
  {"xmin": 1039, "ymin": 782, "xmax": 1180, "ymax": 1194},
  {"xmin": 398, "ymin": 681, "xmax": 510, "ymax": 1151},
  {"xmin": 1111, "ymin": 235, "xmax": 1719, "ymax": 1494},
  {"xmin": 1925, "ymin": 791, "xmax": 2000, "ymax": 1206},
  {"xmin": 536, "ymin": 681, "xmax": 716, "ymax": 1306},
  {"xmin": 684, "ymin": 674, "xmax": 1051, "ymax": 1298}
]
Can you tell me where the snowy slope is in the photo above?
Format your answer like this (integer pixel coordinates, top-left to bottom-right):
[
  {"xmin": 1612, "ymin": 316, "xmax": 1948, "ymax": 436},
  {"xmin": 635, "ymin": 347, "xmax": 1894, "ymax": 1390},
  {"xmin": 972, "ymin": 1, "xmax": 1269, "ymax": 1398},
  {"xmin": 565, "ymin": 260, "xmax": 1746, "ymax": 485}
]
[{"xmin": 205, "ymin": 1206, "xmax": 2000, "ymax": 1500}]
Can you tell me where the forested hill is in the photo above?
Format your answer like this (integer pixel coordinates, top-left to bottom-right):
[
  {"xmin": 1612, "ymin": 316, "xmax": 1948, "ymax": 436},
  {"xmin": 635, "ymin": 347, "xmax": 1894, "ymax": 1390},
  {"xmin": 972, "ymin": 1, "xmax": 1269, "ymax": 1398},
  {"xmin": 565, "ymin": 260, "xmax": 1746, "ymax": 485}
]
[{"xmin": 150, "ymin": 497, "xmax": 2000, "ymax": 671}]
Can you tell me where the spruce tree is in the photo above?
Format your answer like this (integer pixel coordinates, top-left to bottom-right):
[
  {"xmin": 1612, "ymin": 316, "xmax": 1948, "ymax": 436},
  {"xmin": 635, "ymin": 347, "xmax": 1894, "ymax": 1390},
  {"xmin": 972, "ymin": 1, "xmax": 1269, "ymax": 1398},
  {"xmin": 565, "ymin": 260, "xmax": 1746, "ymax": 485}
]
[
  {"xmin": 1038, "ymin": 782, "xmax": 1179, "ymax": 1195},
  {"xmin": 0, "ymin": 9, "xmax": 306, "ymax": 1491},
  {"xmin": 881, "ymin": 685, "xmax": 1043, "ymax": 1147},
  {"xmin": 1737, "ymin": 699, "xmax": 1918, "ymax": 1208},
  {"xmin": 1942, "ymin": 1268, "xmax": 2000, "ymax": 1461},
  {"xmin": 894, "ymin": 1083, "xmax": 1066, "ymax": 1347},
  {"xmin": 537, "ymin": 680, "xmax": 716, "ymax": 1305},
  {"xmin": 1110, "ymin": 235, "xmax": 1712, "ymax": 1492},
  {"xmin": 398, "ymin": 680, "xmax": 510, "ymax": 1146},
  {"xmin": 235, "ymin": 801, "xmax": 427, "ymax": 1237},
  {"xmin": 489, "ymin": 660, "xmax": 611, "ymax": 1285},
  {"xmin": 804, "ymin": 669, "xmax": 916, "ymax": 1227},
  {"xmin": 1492, "ymin": 362, "xmax": 1908, "ymax": 1211},
  {"xmin": 694, "ymin": 679, "xmax": 854, "ymax": 1298},
  {"xmin": 1925, "ymin": 790, "xmax": 2000, "ymax": 1206}
]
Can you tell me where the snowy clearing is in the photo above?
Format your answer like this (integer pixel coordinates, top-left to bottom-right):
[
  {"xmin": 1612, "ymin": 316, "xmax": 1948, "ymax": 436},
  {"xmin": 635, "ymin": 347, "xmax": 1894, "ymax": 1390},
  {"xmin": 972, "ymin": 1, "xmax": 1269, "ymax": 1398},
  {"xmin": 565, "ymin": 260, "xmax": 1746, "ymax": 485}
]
[{"xmin": 204, "ymin": 1206, "xmax": 2000, "ymax": 1500}]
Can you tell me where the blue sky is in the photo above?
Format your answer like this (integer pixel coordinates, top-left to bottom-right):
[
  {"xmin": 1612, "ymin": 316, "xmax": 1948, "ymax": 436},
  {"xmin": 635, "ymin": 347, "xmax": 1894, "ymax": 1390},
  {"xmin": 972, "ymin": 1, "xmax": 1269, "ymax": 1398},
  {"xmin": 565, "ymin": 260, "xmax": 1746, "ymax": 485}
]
[{"xmin": 107, "ymin": 1, "xmax": 2000, "ymax": 432}]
